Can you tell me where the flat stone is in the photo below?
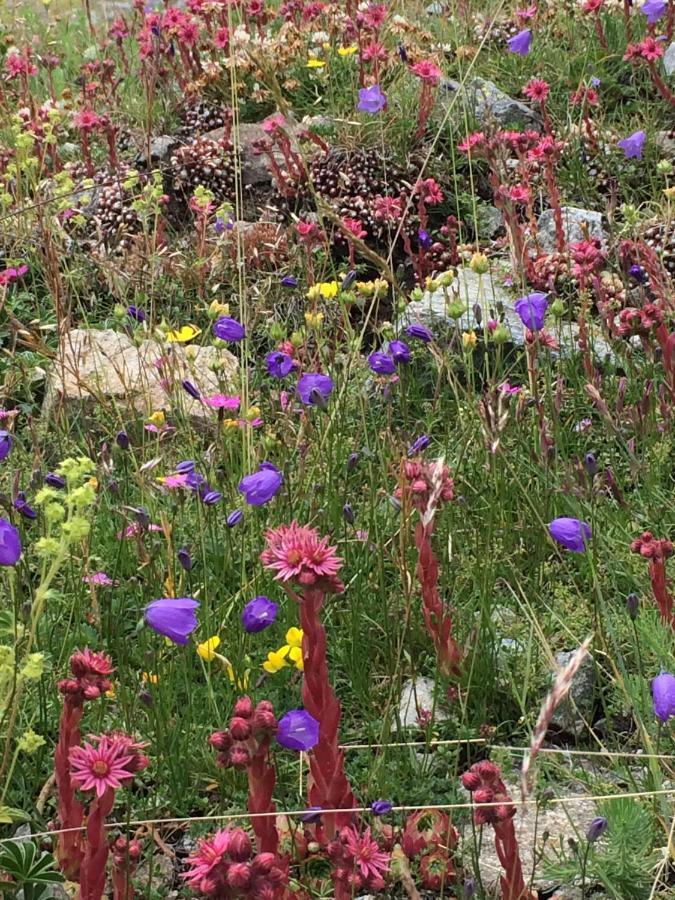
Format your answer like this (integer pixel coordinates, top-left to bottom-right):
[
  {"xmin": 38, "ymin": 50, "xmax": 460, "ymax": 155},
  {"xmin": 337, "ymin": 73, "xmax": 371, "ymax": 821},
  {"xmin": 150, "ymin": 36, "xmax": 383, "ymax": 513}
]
[
  {"xmin": 537, "ymin": 206, "xmax": 606, "ymax": 253},
  {"xmin": 203, "ymin": 119, "xmax": 305, "ymax": 189},
  {"xmin": 397, "ymin": 677, "xmax": 449, "ymax": 730},
  {"xmin": 664, "ymin": 41, "xmax": 675, "ymax": 77},
  {"xmin": 654, "ymin": 131, "xmax": 675, "ymax": 156},
  {"xmin": 442, "ymin": 77, "xmax": 542, "ymax": 131},
  {"xmin": 550, "ymin": 650, "xmax": 596, "ymax": 735},
  {"xmin": 43, "ymin": 329, "xmax": 238, "ymax": 425},
  {"xmin": 479, "ymin": 204, "xmax": 505, "ymax": 239},
  {"xmin": 135, "ymin": 134, "xmax": 181, "ymax": 169}
]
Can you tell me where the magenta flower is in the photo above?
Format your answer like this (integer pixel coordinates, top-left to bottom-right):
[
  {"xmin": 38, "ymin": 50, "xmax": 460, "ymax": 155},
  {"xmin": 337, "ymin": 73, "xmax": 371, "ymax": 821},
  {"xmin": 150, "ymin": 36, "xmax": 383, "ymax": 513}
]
[
  {"xmin": 241, "ymin": 595, "xmax": 278, "ymax": 633},
  {"xmin": 144, "ymin": 597, "xmax": 200, "ymax": 644},
  {"xmin": 213, "ymin": 316, "xmax": 246, "ymax": 342},
  {"xmin": 0, "ymin": 518, "xmax": 21, "ymax": 566},
  {"xmin": 276, "ymin": 709, "xmax": 319, "ymax": 751},
  {"xmin": 640, "ymin": 0, "xmax": 666, "ymax": 25},
  {"xmin": 297, "ymin": 373, "xmax": 334, "ymax": 406},
  {"xmin": 617, "ymin": 130, "xmax": 646, "ymax": 160},
  {"xmin": 514, "ymin": 292, "xmax": 548, "ymax": 331},
  {"xmin": 261, "ymin": 521, "xmax": 344, "ymax": 592},
  {"xmin": 69, "ymin": 735, "xmax": 139, "ymax": 798},
  {"xmin": 652, "ymin": 672, "xmax": 675, "ymax": 722},
  {"xmin": 82, "ymin": 572, "xmax": 114, "ymax": 587},
  {"xmin": 507, "ymin": 28, "xmax": 532, "ymax": 56},
  {"xmin": 203, "ymin": 393, "xmax": 240, "ymax": 410},
  {"xmin": 357, "ymin": 84, "xmax": 387, "ymax": 114},
  {"xmin": 548, "ymin": 517, "xmax": 591, "ymax": 553},
  {"xmin": 238, "ymin": 462, "xmax": 283, "ymax": 506}
]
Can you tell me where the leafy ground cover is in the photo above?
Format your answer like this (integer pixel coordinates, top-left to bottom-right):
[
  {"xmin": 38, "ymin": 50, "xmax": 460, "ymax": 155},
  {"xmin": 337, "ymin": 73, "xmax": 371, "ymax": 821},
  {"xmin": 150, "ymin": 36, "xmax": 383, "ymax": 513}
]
[{"xmin": 0, "ymin": 0, "xmax": 674, "ymax": 897}]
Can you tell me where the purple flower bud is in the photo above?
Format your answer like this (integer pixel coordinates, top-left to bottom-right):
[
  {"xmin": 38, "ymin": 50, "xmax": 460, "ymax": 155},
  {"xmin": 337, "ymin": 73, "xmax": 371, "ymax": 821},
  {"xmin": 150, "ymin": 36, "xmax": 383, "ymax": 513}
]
[
  {"xmin": 177, "ymin": 546, "xmax": 194, "ymax": 571},
  {"xmin": 127, "ymin": 305, "xmax": 146, "ymax": 322},
  {"xmin": 0, "ymin": 517, "xmax": 22, "ymax": 566},
  {"xmin": 463, "ymin": 878, "xmax": 476, "ymax": 898},
  {"xmin": 548, "ymin": 517, "xmax": 592, "ymax": 553},
  {"xmin": 241, "ymin": 595, "xmax": 278, "ymax": 633},
  {"xmin": 238, "ymin": 463, "xmax": 283, "ymax": 506},
  {"xmin": 300, "ymin": 806, "xmax": 323, "ymax": 824},
  {"xmin": 347, "ymin": 452, "xmax": 360, "ymax": 471},
  {"xmin": 144, "ymin": 597, "xmax": 199, "ymax": 644},
  {"xmin": 408, "ymin": 434, "xmax": 430, "ymax": 456},
  {"xmin": 586, "ymin": 816, "xmax": 608, "ymax": 842},
  {"xmin": 389, "ymin": 495, "xmax": 402, "ymax": 512},
  {"xmin": 213, "ymin": 316, "xmax": 246, "ymax": 342},
  {"xmin": 201, "ymin": 489, "xmax": 222, "ymax": 505},
  {"xmin": 652, "ymin": 672, "xmax": 675, "ymax": 722},
  {"xmin": 629, "ymin": 264, "xmax": 647, "ymax": 284},
  {"xmin": 405, "ymin": 323, "xmax": 434, "ymax": 343},
  {"xmin": 368, "ymin": 351, "xmax": 396, "ymax": 375},
  {"xmin": 0, "ymin": 431, "xmax": 13, "ymax": 461},
  {"xmin": 276, "ymin": 709, "xmax": 320, "ymax": 751},
  {"xmin": 370, "ymin": 800, "xmax": 392, "ymax": 816},
  {"xmin": 281, "ymin": 275, "xmax": 299, "ymax": 288},
  {"xmin": 342, "ymin": 503, "xmax": 355, "ymax": 525},
  {"xmin": 226, "ymin": 509, "xmax": 244, "ymax": 528},
  {"xmin": 584, "ymin": 452, "xmax": 598, "ymax": 477},
  {"xmin": 398, "ymin": 43, "xmax": 408, "ymax": 63},
  {"xmin": 182, "ymin": 379, "xmax": 201, "ymax": 400},
  {"xmin": 418, "ymin": 229, "xmax": 432, "ymax": 250},
  {"xmin": 13, "ymin": 492, "xmax": 36, "ymax": 520},
  {"xmin": 45, "ymin": 472, "xmax": 66, "ymax": 489},
  {"xmin": 186, "ymin": 471, "xmax": 206, "ymax": 492},
  {"xmin": 115, "ymin": 431, "xmax": 130, "ymax": 451},
  {"xmin": 176, "ymin": 459, "xmax": 196, "ymax": 474},
  {"xmin": 341, "ymin": 270, "xmax": 357, "ymax": 290},
  {"xmin": 626, "ymin": 593, "xmax": 639, "ymax": 620}
]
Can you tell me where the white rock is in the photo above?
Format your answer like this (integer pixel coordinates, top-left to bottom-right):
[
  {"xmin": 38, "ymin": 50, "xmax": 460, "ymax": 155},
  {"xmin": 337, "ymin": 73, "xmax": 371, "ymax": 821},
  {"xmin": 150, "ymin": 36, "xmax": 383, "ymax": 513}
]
[
  {"xmin": 664, "ymin": 41, "xmax": 675, "ymax": 77},
  {"xmin": 397, "ymin": 677, "xmax": 449, "ymax": 730},
  {"xmin": 442, "ymin": 77, "xmax": 542, "ymax": 131},
  {"xmin": 537, "ymin": 206, "xmax": 606, "ymax": 253}
]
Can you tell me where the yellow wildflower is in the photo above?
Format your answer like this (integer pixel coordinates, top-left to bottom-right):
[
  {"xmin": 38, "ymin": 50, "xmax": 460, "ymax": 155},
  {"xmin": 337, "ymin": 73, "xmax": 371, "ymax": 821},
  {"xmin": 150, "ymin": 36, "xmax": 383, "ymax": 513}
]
[
  {"xmin": 306, "ymin": 59, "xmax": 326, "ymax": 69},
  {"xmin": 147, "ymin": 410, "xmax": 165, "ymax": 427},
  {"xmin": 337, "ymin": 45, "xmax": 358, "ymax": 57},
  {"xmin": 319, "ymin": 280, "xmax": 339, "ymax": 299},
  {"xmin": 306, "ymin": 284, "xmax": 322, "ymax": 301},
  {"xmin": 141, "ymin": 672, "xmax": 159, "ymax": 684},
  {"xmin": 197, "ymin": 635, "xmax": 221, "ymax": 662},
  {"xmin": 167, "ymin": 324, "xmax": 202, "ymax": 343},
  {"xmin": 286, "ymin": 627, "xmax": 303, "ymax": 648},
  {"xmin": 226, "ymin": 664, "xmax": 250, "ymax": 690},
  {"xmin": 263, "ymin": 646, "xmax": 291, "ymax": 674},
  {"xmin": 305, "ymin": 311, "xmax": 324, "ymax": 329},
  {"xmin": 105, "ymin": 685, "xmax": 116, "ymax": 699},
  {"xmin": 208, "ymin": 299, "xmax": 230, "ymax": 318},
  {"xmin": 462, "ymin": 330, "xmax": 478, "ymax": 350}
]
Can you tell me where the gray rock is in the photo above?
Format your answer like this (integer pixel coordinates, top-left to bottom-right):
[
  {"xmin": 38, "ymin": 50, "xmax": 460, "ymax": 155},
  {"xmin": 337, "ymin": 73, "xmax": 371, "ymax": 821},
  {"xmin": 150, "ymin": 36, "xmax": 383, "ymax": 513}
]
[
  {"xmin": 135, "ymin": 134, "xmax": 181, "ymax": 169},
  {"xmin": 43, "ymin": 328, "xmax": 238, "ymax": 426},
  {"xmin": 664, "ymin": 41, "xmax": 675, "ymax": 77},
  {"xmin": 655, "ymin": 130, "xmax": 675, "ymax": 157},
  {"xmin": 136, "ymin": 851, "xmax": 175, "ymax": 893},
  {"xmin": 426, "ymin": 1, "xmax": 445, "ymax": 13},
  {"xmin": 537, "ymin": 206, "xmax": 606, "ymax": 253},
  {"xmin": 479, "ymin": 205, "xmax": 505, "ymax": 239},
  {"xmin": 442, "ymin": 77, "xmax": 542, "ymax": 131},
  {"xmin": 549, "ymin": 650, "xmax": 596, "ymax": 735},
  {"xmin": 397, "ymin": 677, "xmax": 448, "ymax": 730}
]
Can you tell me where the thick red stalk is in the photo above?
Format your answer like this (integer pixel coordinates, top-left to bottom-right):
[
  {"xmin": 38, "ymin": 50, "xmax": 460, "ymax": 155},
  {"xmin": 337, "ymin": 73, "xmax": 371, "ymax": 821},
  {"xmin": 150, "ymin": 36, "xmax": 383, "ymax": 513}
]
[
  {"xmin": 299, "ymin": 588, "xmax": 355, "ymax": 840},
  {"xmin": 55, "ymin": 699, "xmax": 85, "ymax": 879},
  {"xmin": 80, "ymin": 788, "xmax": 116, "ymax": 900},
  {"xmin": 494, "ymin": 818, "xmax": 530, "ymax": 900},
  {"xmin": 248, "ymin": 736, "xmax": 279, "ymax": 855},
  {"xmin": 414, "ymin": 521, "xmax": 461, "ymax": 677}
]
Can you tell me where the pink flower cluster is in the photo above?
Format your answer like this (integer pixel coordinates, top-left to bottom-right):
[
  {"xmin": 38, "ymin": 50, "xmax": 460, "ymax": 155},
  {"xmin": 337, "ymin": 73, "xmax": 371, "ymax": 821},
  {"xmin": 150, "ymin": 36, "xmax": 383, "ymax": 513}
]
[
  {"xmin": 461, "ymin": 760, "xmax": 516, "ymax": 826},
  {"xmin": 182, "ymin": 828, "xmax": 287, "ymax": 898},
  {"xmin": 58, "ymin": 648, "xmax": 114, "ymax": 701},
  {"xmin": 209, "ymin": 697, "xmax": 277, "ymax": 769},
  {"xmin": 261, "ymin": 521, "xmax": 344, "ymax": 593},
  {"xmin": 396, "ymin": 459, "xmax": 454, "ymax": 514},
  {"xmin": 618, "ymin": 304, "xmax": 664, "ymax": 337},
  {"xmin": 327, "ymin": 825, "xmax": 390, "ymax": 897}
]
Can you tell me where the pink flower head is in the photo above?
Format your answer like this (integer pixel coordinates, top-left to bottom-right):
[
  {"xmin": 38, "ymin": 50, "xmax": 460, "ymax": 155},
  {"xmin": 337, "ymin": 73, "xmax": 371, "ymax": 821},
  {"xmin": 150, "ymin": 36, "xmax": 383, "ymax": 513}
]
[
  {"xmin": 182, "ymin": 828, "xmax": 286, "ymax": 895},
  {"xmin": 5, "ymin": 50, "xmax": 37, "ymax": 79},
  {"xmin": 0, "ymin": 265, "xmax": 28, "ymax": 286},
  {"xmin": 214, "ymin": 26, "xmax": 230, "ymax": 49},
  {"xmin": 262, "ymin": 112, "xmax": 285, "ymax": 133},
  {"xmin": 116, "ymin": 522, "xmax": 162, "ymax": 539},
  {"xmin": 395, "ymin": 459, "xmax": 454, "ymax": 514},
  {"xmin": 411, "ymin": 60, "xmax": 442, "ymax": 84},
  {"xmin": 342, "ymin": 217, "xmax": 367, "ymax": 240},
  {"xmin": 72, "ymin": 109, "xmax": 101, "ymax": 132},
  {"xmin": 523, "ymin": 78, "xmax": 550, "ymax": 103},
  {"xmin": 82, "ymin": 571, "xmax": 114, "ymax": 587},
  {"xmin": 69, "ymin": 733, "xmax": 145, "ymax": 797},
  {"xmin": 261, "ymin": 521, "xmax": 344, "ymax": 593},
  {"xmin": 203, "ymin": 393, "xmax": 241, "ymax": 410},
  {"xmin": 373, "ymin": 195, "xmax": 403, "ymax": 222},
  {"xmin": 415, "ymin": 177, "xmax": 444, "ymax": 204},
  {"xmin": 58, "ymin": 648, "xmax": 114, "ymax": 700},
  {"xmin": 329, "ymin": 825, "xmax": 390, "ymax": 892}
]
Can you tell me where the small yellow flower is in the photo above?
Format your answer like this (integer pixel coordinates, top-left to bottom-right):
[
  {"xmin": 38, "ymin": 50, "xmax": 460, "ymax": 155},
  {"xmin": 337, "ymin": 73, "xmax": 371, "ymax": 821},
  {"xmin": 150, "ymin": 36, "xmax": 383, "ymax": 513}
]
[
  {"xmin": 306, "ymin": 284, "xmax": 322, "ymax": 301},
  {"xmin": 208, "ymin": 300, "xmax": 230, "ymax": 318},
  {"xmin": 306, "ymin": 58, "xmax": 326, "ymax": 69},
  {"xmin": 141, "ymin": 672, "xmax": 159, "ymax": 685},
  {"xmin": 288, "ymin": 646, "xmax": 303, "ymax": 670},
  {"xmin": 462, "ymin": 330, "xmax": 478, "ymax": 350},
  {"xmin": 319, "ymin": 280, "xmax": 339, "ymax": 299},
  {"xmin": 305, "ymin": 311, "xmax": 324, "ymax": 329},
  {"xmin": 147, "ymin": 410, "xmax": 165, "ymax": 427},
  {"xmin": 197, "ymin": 635, "xmax": 221, "ymax": 662},
  {"xmin": 263, "ymin": 646, "xmax": 290, "ymax": 674},
  {"xmin": 88, "ymin": 477, "xmax": 99, "ymax": 490},
  {"xmin": 105, "ymin": 685, "xmax": 116, "ymax": 699},
  {"xmin": 337, "ymin": 45, "xmax": 358, "ymax": 57},
  {"xmin": 226, "ymin": 664, "xmax": 250, "ymax": 690},
  {"xmin": 664, "ymin": 186, "xmax": 675, "ymax": 200},
  {"xmin": 222, "ymin": 418, "xmax": 240, "ymax": 430},
  {"xmin": 166, "ymin": 324, "xmax": 202, "ymax": 343},
  {"xmin": 286, "ymin": 627, "xmax": 303, "ymax": 648},
  {"xmin": 245, "ymin": 406, "xmax": 261, "ymax": 421}
]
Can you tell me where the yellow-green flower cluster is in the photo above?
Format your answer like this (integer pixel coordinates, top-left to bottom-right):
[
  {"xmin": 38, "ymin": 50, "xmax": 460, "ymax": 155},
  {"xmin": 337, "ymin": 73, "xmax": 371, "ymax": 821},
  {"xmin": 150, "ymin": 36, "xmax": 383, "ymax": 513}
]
[{"xmin": 33, "ymin": 457, "xmax": 97, "ymax": 557}]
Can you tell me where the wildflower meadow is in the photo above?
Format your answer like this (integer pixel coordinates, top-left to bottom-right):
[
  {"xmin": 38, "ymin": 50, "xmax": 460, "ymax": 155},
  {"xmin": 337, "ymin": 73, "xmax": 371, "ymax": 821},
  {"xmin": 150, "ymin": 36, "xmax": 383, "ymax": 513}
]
[{"xmin": 1, "ymin": 0, "xmax": 675, "ymax": 897}]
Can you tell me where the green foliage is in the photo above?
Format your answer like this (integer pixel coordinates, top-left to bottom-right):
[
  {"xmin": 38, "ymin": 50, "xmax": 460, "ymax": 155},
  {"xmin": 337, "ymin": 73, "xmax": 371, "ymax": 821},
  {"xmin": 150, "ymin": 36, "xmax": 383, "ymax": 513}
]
[{"xmin": 0, "ymin": 841, "xmax": 64, "ymax": 900}]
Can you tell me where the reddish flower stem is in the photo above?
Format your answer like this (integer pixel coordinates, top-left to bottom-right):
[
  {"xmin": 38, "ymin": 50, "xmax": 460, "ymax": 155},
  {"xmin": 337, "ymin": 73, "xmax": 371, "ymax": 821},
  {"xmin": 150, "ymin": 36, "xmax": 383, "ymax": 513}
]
[
  {"xmin": 494, "ymin": 818, "xmax": 530, "ymax": 900},
  {"xmin": 247, "ymin": 735, "xmax": 279, "ymax": 855},
  {"xmin": 80, "ymin": 788, "xmax": 116, "ymax": 900},
  {"xmin": 55, "ymin": 699, "xmax": 86, "ymax": 879}
]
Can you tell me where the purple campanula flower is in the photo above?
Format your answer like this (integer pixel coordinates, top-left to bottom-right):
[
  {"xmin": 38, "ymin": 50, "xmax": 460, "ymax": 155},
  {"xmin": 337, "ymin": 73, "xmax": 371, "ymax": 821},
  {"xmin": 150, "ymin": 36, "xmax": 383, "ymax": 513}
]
[
  {"xmin": 408, "ymin": 434, "xmax": 430, "ymax": 456},
  {"xmin": 186, "ymin": 471, "xmax": 206, "ymax": 492},
  {"xmin": 405, "ymin": 323, "xmax": 434, "ymax": 343},
  {"xmin": 548, "ymin": 517, "xmax": 592, "ymax": 553},
  {"xmin": 0, "ymin": 518, "xmax": 21, "ymax": 566},
  {"xmin": 514, "ymin": 292, "xmax": 548, "ymax": 331},
  {"xmin": 357, "ymin": 84, "xmax": 387, "ymax": 114},
  {"xmin": 276, "ymin": 709, "xmax": 320, "ymax": 751},
  {"xmin": 213, "ymin": 316, "xmax": 246, "ymax": 342},
  {"xmin": 214, "ymin": 218, "xmax": 226, "ymax": 234},
  {"xmin": 347, "ymin": 452, "xmax": 360, "ymax": 471},
  {"xmin": 177, "ymin": 546, "xmax": 194, "ymax": 571},
  {"xmin": 586, "ymin": 816, "xmax": 608, "ymax": 842},
  {"xmin": 13, "ymin": 492, "xmax": 36, "ymax": 520},
  {"xmin": 583, "ymin": 452, "xmax": 598, "ymax": 477},
  {"xmin": 629, "ymin": 264, "xmax": 647, "ymax": 283},
  {"xmin": 0, "ymin": 431, "xmax": 13, "ymax": 461},
  {"xmin": 300, "ymin": 806, "xmax": 323, "ymax": 824},
  {"xmin": 398, "ymin": 43, "xmax": 408, "ymax": 63},
  {"xmin": 640, "ymin": 0, "xmax": 666, "ymax": 25},
  {"xmin": 241, "ymin": 595, "xmax": 278, "ymax": 633},
  {"xmin": 45, "ymin": 472, "xmax": 66, "ymax": 489},
  {"xmin": 238, "ymin": 462, "xmax": 283, "ymax": 506},
  {"xmin": 418, "ymin": 229, "xmax": 432, "ymax": 250},
  {"xmin": 144, "ymin": 597, "xmax": 199, "ymax": 644},
  {"xmin": 176, "ymin": 459, "xmax": 196, "ymax": 475},
  {"xmin": 371, "ymin": 800, "xmax": 393, "ymax": 816},
  {"xmin": 389, "ymin": 340, "xmax": 411, "ymax": 364},
  {"xmin": 507, "ymin": 28, "xmax": 532, "ymax": 56},
  {"xmin": 115, "ymin": 431, "xmax": 130, "ymax": 451},
  {"xmin": 126, "ymin": 305, "xmax": 146, "ymax": 322},
  {"xmin": 617, "ymin": 130, "xmax": 646, "ymax": 161},
  {"xmin": 226, "ymin": 509, "xmax": 244, "ymax": 527},
  {"xmin": 368, "ymin": 351, "xmax": 396, "ymax": 375},
  {"xmin": 201, "ymin": 489, "xmax": 222, "ymax": 505},
  {"xmin": 297, "ymin": 373, "xmax": 334, "ymax": 406},
  {"xmin": 266, "ymin": 351, "xmax": 295, "ymax": 378},
  {"xmin": 281, "ymin": 275, "xmax": 299, "ymax": 288},
  {"xmin": 652, "ymin": 672, "xmax": 675, "ymax": 722},
  {"xmin": 182, "ymin": 379, "xmax": 201, "ymax": 401},
  {"xmin": 626, "ymin": 593, "xmax": 639, "ymax": 620}
]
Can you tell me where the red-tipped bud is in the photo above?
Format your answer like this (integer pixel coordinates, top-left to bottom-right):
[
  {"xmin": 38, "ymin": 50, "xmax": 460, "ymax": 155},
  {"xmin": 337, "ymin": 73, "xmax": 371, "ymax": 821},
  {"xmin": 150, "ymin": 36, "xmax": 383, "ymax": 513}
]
[
  {"xmin": 460, "ymin": 771, "xmax": 481, "ymax": 792},
  {"xmin": 473, "ymin": 787, "xmax": 494, "ymax": 806},
  {"xmin": 474, "ymin": 760, "xmax": 501, "ymax": 782},
  {"xmin": 199, "ymin": 876, "xmax": 218, "ymax": 895},
  {"xmin": 494, "ymin": 803, "xmax": 515, "ymax": 821},
  {"xmin": 252, "ymin": 708, "xmax": 277, "ymax": 733},
  {"xmin": 229, "ymin": 716, "xmax": 252, "ymax": 741},
  {"xmin": 233, "ymin": 696, "xmax": 254, "ymax": 718},
  {"xmin": 250, "ymin": 852, "xmax": 276, "ymax": 876},
  {"xmin": 255, "ymin": 699, "xmax": 274, "ymax": 715},
  {"xmin": 208, "ymin": 730, "xmax": 232, "ymax": 751},
  {"xmin": 226, "ymin": 862, "xmax": 251, "ymax": 889},
  {"xmin": 83, "ymin": 685, "xmax": 101, "ymax": 699},
  {"xmin": 229, "ymin": 746, "xmax": 250, "ymax": 768},
  {"xmin": 228, "ymin": 829, "xmax": 252, "ymax": 862}
]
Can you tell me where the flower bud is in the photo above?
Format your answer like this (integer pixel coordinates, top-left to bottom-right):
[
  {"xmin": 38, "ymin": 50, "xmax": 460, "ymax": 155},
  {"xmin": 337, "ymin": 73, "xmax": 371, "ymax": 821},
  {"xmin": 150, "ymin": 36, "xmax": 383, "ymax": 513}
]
[
  {"xmin": 460, "ymin": 771, "xmax": 482, "ymax": 792},
  {"xmin": 586, "ymin": 816, "xmax": 608, "ymax": 842},
  {"xmin": 473, "ymin": 787, "xmax": 494, "ymax": 806},
  {"xmin": 342, "ymin": 503, "xmax": 355, "ymax": 524},
  {"xmin": 550, "ymin": 297, "xmax": 566, "ymax": 317},
  {"xmin": 115, "ymin": 431, "xmax": 130, "ymax": 451},
  {"xmin": 208, "ymin": 730, "xmax": 232, "ymax": 751},
  {"xmin": 233, "ymin": 696, "xmax": 254, "ymax": 718},
  {"xmin": 626, "ymin": 592, "xmax": 639, "ymax": 620},
  {"xmin": 250, "ymin": 852, "xmax": 276, "ymax": 876},
  {"xmin": 177, "ymin": 546, "xmax": 194, "ymax": 571},
  {"xmin": 584, "ymin": 452, "xmax": 598, "ymax": 477},
  {"xmin": 226, "ymin": 862, "xmax": 251, "ymax": 889},
  {"xmin": 252, "ymin": 708, "xmax": 277, "ymax": 733},
  {"xmin": 229, "ymin": 746, "xmax": 250, "ymax": 768},
  {"xmin": 229, "ymin": 716, "xmax": 251, "ymax": 741},
  {"xmin": 228, "ymin": 829, "xmax": 253, "ymax": 862}
]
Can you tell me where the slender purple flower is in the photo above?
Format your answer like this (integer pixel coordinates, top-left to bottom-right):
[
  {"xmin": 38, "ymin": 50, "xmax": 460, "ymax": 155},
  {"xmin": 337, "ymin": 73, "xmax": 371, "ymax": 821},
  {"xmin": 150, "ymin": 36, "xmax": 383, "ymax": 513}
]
[
  {"xmin": 238, "ymin": 462, "xmax": 283, "ymax": 506},
  {"xmin": 408, "ymin": 434, "xmax": 430, "ymax": 456},
  {"xmin": 115, "ymin": 431, "xmax": 130, "ymax": 451},
  {"xmin": 213, "ymin": 316, "xmax": 246, "ymax": 342},
  {"xmin": 201, "ymin": 489, "xmax": 222, "ymax": 505},
  {"xmin": 652, "ymin": 672, "xmax": 675, "ymax": 722},
  {"xmin": 371, "ymin": 800, "xmax": 393, "ymax": 816},
  {"xmin": 357, "ymin": 84, "xmax": 387, "ymax": 114},
  {"xmin": 126, "ymin": 305, "xmax": 146, "ymax": 322},
  {"xmin": 342, "ymin": 270, "xmax": 357, "ymax": 290},
  {"xmin": 548, "ymin": 517, "xmax": 592, "ymax": 553},
  {"xmin": 418, "ymin": 229, "xmax": 432, "ymax": 250},
  {"xmin": 177, "ymin": 546, "xmax": 194, "ymax": 571},
  {"xmin": 626, "ymin": 593, "xmax": 639, "ymax": 620},
  {"xmin": 0, "ymin": 518, "xmax": 21, "ymax": 565},
  {"xmin": 347, "ymin": 452, "xmax": 360, "ymax": 471},
  {"xmin": 617, "ymin": 130, "xmax": 646, "ymax": 161},
  {"xmin": 241, "ymin": 595, "xmax": 278, "ymax": 633},
  {"xmin": 266, "ymin": 351, "xmax": 295, "ymax": 378},
  {"xmin": 13, "ymin": 493, "xmax": 36, "ymax": 520},
  {"xmin": 507, "ymin": 28, "xmax": 532, "ymax": 56},
  {"xmin": 514, "ymin": 292, "xmax": 548, "ymax": 331},
  {"xmin": 586, "ymin": 817, "xmax": 608, "ymax": 842},
  {"xmin": 144, "ymin": 597, "xmax": 200, "ymax": 644},
  {"xmin": 640, "ymin": 0, "xmax": 666, "ymax": 25},
  {"xmin": 0, "ymin": 431, "xmax": 13, "ymax": 461},
  {"xmin": 300, "ymin": 806, "xmax": 323, "ymax": 824},
  {"xmin": 45, "ymin": 472, "xmax": 66, "ymax": 489},
  {"xmin": 182, "ymin": 379, "xmax": 201, "ymax": 401},
  {"xmin": 405, "ymin": 323, "xmax": 434, "ymax": 343},
  {"xmin": 389, "ymin": 340, "xmax": 411, "ymax": 364},
  {"xmin": 368, "ymin": 351, "xmax": 396, "ymax": 375},
  {"xmin": 276, "ymin": 709, "xmax": 320, "ymax": 751},
  {"xmin": 342, "ymin": 503, "xmax": 355, "ymax": 525},
  {"xmin": 176, "ymin": 459, "xmax": 196, "ymax": 474},
  {"xmin": 226, "ymin": 509, "xmax": 244, "ymax": 527},
  {"xmin": 297, "ymin": 373, "xmax": 334, "ymax": 406},
  {"xmin": 281, "ymin": 275, "xmax": 298, "ymax": 288},
  {"xmin": 629, "ymin": 264, "xmax": 647, "ymax": 284}
]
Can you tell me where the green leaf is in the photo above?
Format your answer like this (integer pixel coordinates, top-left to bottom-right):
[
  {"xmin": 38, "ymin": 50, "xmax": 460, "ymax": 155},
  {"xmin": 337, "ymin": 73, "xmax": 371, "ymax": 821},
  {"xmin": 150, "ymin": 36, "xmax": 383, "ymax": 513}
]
[{"xmin": 0, "ymin": 806, "xmax": 31, "ymax": 825}]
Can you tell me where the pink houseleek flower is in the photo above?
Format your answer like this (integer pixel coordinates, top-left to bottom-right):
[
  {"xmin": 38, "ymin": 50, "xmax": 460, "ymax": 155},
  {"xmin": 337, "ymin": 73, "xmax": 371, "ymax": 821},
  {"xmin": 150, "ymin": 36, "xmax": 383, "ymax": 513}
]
[
  {"xmin": 69, "ymin": 735, "xmax": 141, "ymax": 798},
  {"xmin": 261, "ymin": 521, "xmax": 344, "ymax": 592}
]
